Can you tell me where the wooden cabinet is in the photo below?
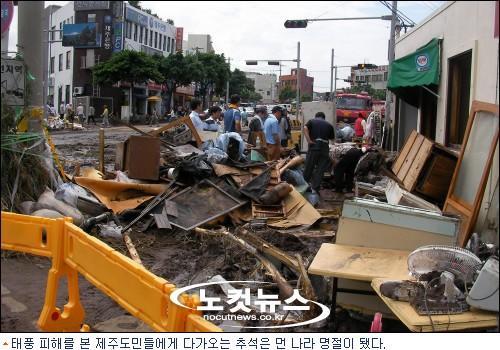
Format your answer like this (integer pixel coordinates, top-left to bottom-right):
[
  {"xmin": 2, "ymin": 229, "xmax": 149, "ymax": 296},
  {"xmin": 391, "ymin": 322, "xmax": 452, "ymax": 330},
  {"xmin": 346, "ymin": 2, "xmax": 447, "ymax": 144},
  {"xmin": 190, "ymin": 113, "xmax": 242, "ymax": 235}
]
[
  {"xmin": 392, "ymin": 130, "xmax": 458, "ymax": 204},
  {"xmin": 115, "ymin": 136, "xmax": 161, "ymax": 180}
]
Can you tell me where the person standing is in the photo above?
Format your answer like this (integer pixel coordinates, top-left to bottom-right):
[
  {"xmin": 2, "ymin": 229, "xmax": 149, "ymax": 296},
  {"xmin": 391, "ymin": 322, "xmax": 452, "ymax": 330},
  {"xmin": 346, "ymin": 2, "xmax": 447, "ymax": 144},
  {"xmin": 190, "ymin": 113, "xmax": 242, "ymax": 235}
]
[
  {"xmin": 76, "ymin": 103, "xmax": 84, "ymax": 123},
  {"xmin": 87, "ymin": 105, "xmax": 96, "ymax": 125},
  {"xmin": 279, "ymin": 108, "xmax": 291, "ymax": 147},
  {"xmin": 241, "ymin": 108, "xmax": 248, "ymax": 127},
  {"xmin": 189, "ymin": 99, "xmax": 203, "ymax": 131},
  {"xmin": 202, "ymin": 106, "xmax": 223, "ymax": 131},
  {"xmin": 263, "ymin": 106, "xmax": 283, "ymax": 161},
  {"xmin": 59, "ymin": 102, "xmax": 65, "ymax": 119},
  {"xmin": 150, "ymin": 107, "xmax": 159, "ymax": 127},
  {"xmin": 223, "ymin": 94, "xmax": 242, "ymax": 133},
  {"xmin": 333, "ymin": 146, "xmax": 371, "ymax": 193},
  {"xmin": 354, "ymin": 112, "xmax": 366, "ymax": 138},
  {"xmin": 303, "ymin": 111, "xmax": 336, "ymax": 194},
  {"xmin": 101, "ymin": 105, "xmax": 110, "ymax": 127},
  {"xmin": 248, "ymin": 106, "xmax": 266, "ymax": 145}
]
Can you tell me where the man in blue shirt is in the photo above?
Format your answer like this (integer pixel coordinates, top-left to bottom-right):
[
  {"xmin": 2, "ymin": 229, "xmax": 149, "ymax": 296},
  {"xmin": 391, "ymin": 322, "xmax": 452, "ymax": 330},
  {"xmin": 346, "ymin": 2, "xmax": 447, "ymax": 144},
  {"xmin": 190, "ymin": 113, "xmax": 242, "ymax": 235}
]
[
  {"xmin": 223, "ymin": 94, "xmax": 242, "ymax": 133},
  {"xmin": 303, "ymin": 111, "xmax": 336, "ymax": 194},
  {"xmin": 264, "ymin": 106, "xmax": 283, "ymax": 161}
]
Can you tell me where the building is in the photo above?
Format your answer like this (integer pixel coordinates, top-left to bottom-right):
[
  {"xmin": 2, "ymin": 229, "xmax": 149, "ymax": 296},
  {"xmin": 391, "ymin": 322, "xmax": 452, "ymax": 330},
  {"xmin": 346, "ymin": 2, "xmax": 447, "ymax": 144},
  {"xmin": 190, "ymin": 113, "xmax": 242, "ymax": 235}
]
[
  {"xmin": 46, "ymin": 1, "xmax": 178, "ymax": 119},
  {"xmin": 278, "ymin": 68, "xmax": 314, "ymax": 100},
  {"xmin": 350, "ymin": 64, "xmax": 388, "ymax": 90},
  {"xmin": 183, "ymin": 34, "xmax": 214, "ymax": 55},
  {"xmin": 387, "ymin": 1, "xmax": 498, "ymax": 242},
  {"xmin": 245, "ymin": 72, "xmax": 278, "ymax": 104}
]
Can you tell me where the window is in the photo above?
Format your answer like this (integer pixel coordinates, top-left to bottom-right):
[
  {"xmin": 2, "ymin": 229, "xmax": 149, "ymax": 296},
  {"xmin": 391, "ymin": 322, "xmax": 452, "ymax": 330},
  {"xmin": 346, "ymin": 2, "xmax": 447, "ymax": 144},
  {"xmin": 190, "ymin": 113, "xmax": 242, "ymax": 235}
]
[
  {"xmin": 159, "ymin": 34, "xmax": 162, "ymax": 50},
  {"xmin": 50, "ymin": 57, "xmax": 55, "ymax": 74},
  {"xmin": 66, "ymin": 51, "xmax": 71, "ymax": 70},
  {"xmin": 126, "ymin": 22, "xmax": 132, "ymax": 39},
  {"xmin": 149, "ymin": 30, "xmax": 153, "ymax": 46},
  {"xmin": 87, "ymin": 14, "xmax": 96, "ymax": 22},
  {"xmin": 167, "ymin": 36, "xmax": 170, "ymax": 52},
  {"xmin": 59, "ymin": 54, "xmax": 63, "ymax": 71},
  {"xmin": 139, "ymin": 27, "xmax": 143, "ymax": 44},
  {"xmin": 384, "ymin": 72, "xmax": 388, "ymax": 81},
  {"xmin": 144, "ymin": 28, "xmax": 148, "ymax": 45},
  {"xmin": 154, "ymin": 32, "xmax": 158, "ymax": 48},
  {"xmin": 163, "ymin": 36, "xmax": 166, "ymax": 51},
  {"xmin": 59, "ymin": 23, "xmax": 62, "ymax": 40},
  {"xmin": 133, "ymin": 24, "xmax": 137, "ymax": 41},
  {"xmin": 50, "ymin": 26, "xmax": 55, "ymax": 41}
]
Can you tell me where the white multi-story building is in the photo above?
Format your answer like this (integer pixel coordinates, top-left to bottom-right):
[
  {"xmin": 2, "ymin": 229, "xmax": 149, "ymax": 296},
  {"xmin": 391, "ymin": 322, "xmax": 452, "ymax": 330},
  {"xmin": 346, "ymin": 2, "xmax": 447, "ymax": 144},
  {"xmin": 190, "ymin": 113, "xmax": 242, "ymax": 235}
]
[
  {"xmin": 245, "ymin": 72, "xmax": 277, "ymax": 104},
  {"xmin": 45, "ymin": 1, "xmax": 178, "ymax": 118}
]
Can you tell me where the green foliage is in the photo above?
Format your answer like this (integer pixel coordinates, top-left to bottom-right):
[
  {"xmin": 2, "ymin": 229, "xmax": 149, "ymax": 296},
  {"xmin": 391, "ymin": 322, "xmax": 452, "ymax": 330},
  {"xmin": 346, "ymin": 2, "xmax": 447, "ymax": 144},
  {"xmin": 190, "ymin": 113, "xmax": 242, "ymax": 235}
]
[
  {"xmin": 228, "ymin": 69, "xmax": 255, "ymax": 98},
  {"xmin": 300, "ymin": 93, "xmax": 312, "ymax": 102},
  {"xmin": 279, "ymin": 86, "xmax": 295, "ymax": 102},
  {"xmin": 343, "ymin": 84, "xmax": 386, "ymax": 100},
  {"xmin": 92, "ymin": 50, "xmax": 162, "ymax": 86},
  {"xmin": 93, "ymin": 50, "xmax": 162, "ymax": 116}
]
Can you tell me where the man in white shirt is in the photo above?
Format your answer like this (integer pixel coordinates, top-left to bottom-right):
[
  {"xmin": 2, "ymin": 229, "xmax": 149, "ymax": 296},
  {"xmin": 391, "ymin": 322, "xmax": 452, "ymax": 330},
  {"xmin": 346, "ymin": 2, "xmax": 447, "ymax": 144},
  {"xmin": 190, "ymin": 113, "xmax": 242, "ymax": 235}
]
[
  {"xmin": 76, "ymin": 103, "xmax": 84, "ymax": 123},
  {"xmin": 189, "ymin": 99, "xmax": 203, "ymax": 131}
]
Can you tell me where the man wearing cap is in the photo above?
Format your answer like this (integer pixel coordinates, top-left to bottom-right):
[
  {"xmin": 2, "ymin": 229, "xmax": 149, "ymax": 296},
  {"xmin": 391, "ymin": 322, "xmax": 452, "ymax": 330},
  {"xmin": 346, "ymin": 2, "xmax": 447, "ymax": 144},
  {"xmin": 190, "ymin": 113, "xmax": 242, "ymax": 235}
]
[
  {"xmin": 303, "ymin": 111, "xmax": 336, "ymax": 194},
  {"xmin": 223, "ymin": 94, "xmax": 242, "ymax": 133},
  {"xmin": 248, "ymin": 106, "xmax": 266, "ymax": 145},
  {"xmin": 333, "ymin": 145, "xmax": 372, "ymax": 193},
  {"xmin": 263, "ymin": 106, "xmax": 283, "ymax": 160}
]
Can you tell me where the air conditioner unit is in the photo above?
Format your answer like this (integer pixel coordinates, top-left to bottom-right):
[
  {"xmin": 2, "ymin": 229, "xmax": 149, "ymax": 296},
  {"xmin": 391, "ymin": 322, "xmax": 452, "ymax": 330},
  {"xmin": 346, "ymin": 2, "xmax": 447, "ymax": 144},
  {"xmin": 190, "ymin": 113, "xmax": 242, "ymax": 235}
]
[{"xmin": 74, "ymin": 87, "xmax": 83, "ymax": 95}]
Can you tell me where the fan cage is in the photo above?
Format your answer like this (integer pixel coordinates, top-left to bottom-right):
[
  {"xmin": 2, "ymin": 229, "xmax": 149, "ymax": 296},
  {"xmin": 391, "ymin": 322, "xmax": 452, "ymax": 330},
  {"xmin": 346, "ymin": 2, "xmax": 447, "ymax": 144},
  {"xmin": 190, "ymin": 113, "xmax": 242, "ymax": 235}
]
[{"xmin": 407, "ymin": 245, "xmax": 482, "ymax": 283}]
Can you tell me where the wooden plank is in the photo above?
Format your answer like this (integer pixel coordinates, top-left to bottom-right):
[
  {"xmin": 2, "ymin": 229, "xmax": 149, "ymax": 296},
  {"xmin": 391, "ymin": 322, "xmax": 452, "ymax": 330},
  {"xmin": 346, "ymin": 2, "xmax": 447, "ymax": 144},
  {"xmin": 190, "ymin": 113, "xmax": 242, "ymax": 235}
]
[
  {"xmin": 392, "ymin": 130, "xmax": 418, "ymax": 174},
  {"xmin": 403, "ymin": 137, "xmax": 433, "ymax": 191},
  {"xmin": 153, "ymin": 214, "xmax": 171, "ymax": 229},
  {"xmin": 164, "ymin": 200, "xmax": 178, "ymax": 218},
  {"xmin": 416, "ymin": 153, "xmax": 457, "ymax": 201},
  {"xmin": 396, "ymin": 134, "xmax": 425, "ymax": 187}
]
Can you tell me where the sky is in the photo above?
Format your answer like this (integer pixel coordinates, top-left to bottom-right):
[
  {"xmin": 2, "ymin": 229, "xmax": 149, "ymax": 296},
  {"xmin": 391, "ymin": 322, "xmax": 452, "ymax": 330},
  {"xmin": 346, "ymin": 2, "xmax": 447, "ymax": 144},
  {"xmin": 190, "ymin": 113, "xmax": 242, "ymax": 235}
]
[{"xmin": 6, "ymin": 1, "xmax": 446, "ymax": 92}]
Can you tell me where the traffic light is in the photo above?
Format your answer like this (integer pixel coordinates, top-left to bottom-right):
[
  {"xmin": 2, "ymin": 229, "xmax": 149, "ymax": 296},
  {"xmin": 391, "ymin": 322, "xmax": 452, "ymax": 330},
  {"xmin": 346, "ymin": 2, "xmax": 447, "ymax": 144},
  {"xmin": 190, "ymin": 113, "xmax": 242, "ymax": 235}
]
[
  {"xmin": 246, "ymin": 61, "xmax": 258, "ymax": 65},
  {"xmin": 357, "ymin": 63, "xmax": 377, "ymax": 69},
  {"xmin": 284, "ymin": 20, "xmax": 308, "ymax": 28}
]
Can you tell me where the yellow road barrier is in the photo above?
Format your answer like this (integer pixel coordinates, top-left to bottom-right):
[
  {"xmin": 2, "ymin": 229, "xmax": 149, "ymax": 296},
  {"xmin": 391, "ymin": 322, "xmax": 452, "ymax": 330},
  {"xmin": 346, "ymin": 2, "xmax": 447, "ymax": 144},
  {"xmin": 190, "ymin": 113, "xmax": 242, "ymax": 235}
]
[{"xmin": 1, "ymin": 211, "xmax": 222, "ymax": 332}]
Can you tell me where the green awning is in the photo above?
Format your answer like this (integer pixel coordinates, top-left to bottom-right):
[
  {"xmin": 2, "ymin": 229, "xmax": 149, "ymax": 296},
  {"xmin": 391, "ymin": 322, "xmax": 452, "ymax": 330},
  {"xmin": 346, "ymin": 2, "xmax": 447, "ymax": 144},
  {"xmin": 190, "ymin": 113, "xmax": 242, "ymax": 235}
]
[{"xmin": 387, "ymin": 38, "xmax": 442, "ymax": 107}]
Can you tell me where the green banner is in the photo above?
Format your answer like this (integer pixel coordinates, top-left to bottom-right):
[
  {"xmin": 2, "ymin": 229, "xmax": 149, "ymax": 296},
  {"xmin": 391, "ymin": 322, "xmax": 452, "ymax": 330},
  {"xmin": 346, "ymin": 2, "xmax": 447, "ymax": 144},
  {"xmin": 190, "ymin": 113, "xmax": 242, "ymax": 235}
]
[{"xmin": 388, "ymin": 38, "xmax": 441, "ymax": 107}]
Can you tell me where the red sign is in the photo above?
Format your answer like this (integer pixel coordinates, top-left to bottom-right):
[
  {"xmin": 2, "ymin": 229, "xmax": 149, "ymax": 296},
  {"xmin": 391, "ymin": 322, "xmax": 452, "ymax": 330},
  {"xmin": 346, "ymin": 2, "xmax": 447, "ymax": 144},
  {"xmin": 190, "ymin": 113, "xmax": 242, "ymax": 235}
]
[
  {"xmin": 176, "ymin": 27, "xmax": 183, "ymax": 52},
  {"xmin": 1, "ymin": 1, "xmax": 14, "ymax": 37}
]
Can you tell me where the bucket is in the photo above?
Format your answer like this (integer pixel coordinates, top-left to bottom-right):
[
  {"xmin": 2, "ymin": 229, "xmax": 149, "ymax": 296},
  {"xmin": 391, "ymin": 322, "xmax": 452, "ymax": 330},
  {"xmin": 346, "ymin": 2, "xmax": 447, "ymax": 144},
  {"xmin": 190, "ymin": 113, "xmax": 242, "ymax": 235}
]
[{"xmin": 167, "ymin": 168, "xmax": 178, "ymax": 180}]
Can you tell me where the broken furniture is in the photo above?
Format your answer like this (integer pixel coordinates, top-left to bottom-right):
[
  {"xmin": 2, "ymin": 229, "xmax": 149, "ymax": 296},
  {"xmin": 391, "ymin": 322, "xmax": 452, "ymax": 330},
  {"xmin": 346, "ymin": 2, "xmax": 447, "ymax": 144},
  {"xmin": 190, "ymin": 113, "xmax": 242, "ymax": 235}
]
[
  {"xmin": 321, "ymin": 198, "xmax": 461, "ymax": 320},
  {"xmin": 392, "ymin": 129, "xmax": 458, "ymax": 204},
  {"xmin": 443, "ymin": 101, "xmax": 499, "ymax": 248},
  {"xmin": 115, "ymin": 136, "xmax": 161, "ymax": 180},
  {"xmin": 308, "ymin": 243, "xmax": 411, "ymax": 329},
  {"xmin": 149, "ymin": 115, "xmax": 203, "ymax": 147},
  {"xmin": 371, "ymin": 277, "xmax": 499, "ymax": 332}
]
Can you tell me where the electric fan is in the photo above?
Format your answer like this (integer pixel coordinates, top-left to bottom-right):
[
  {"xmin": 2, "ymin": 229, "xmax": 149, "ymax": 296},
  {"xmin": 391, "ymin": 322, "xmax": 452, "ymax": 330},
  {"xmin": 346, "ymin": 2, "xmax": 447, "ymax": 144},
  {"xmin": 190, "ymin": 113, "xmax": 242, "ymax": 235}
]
[{"xmin": 406, "ymin": 245, "xmax": 482, "ymax": 315}]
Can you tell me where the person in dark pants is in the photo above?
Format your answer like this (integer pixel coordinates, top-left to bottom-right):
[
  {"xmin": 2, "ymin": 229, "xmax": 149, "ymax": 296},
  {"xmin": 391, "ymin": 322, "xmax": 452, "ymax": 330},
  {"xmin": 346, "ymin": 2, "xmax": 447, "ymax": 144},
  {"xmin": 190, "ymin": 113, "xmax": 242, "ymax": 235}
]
[
  {"xmin": 302, "ymin": 111, "xmax": 336, "ymax": 194},
  {"xmin": 333, "ymin": 146, "xmax": 371, "ymax": 193}
]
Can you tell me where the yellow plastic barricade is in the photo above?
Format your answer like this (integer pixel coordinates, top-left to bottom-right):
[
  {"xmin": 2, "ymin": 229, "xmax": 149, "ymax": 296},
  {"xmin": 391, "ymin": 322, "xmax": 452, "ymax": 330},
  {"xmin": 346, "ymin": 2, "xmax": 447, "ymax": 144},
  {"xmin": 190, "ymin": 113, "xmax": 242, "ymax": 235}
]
[{"xmin": 1, "ymin": 211, "xmax": 222, "ymax": 332}]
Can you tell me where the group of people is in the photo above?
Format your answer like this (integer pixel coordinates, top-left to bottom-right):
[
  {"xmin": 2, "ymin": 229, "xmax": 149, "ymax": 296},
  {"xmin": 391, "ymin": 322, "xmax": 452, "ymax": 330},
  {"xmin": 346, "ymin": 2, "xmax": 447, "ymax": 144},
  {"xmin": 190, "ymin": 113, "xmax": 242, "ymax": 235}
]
[
  {"xmin": 52, "ymin": 102, "xmax": 107, "ymax": 128},
  {"xmin": 186, "ymin": 94, "xmax": 372, "ymax": 195}
]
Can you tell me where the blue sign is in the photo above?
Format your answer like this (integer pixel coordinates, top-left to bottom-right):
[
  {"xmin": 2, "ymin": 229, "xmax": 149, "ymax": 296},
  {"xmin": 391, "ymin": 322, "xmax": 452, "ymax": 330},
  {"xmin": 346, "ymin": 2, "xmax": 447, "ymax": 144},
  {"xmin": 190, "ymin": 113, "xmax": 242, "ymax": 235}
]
[
  {"xmin": 125, "ymin": 7, "xmax": 148, "ymax": 27},
  {"xmin": 62, "ymin": 23, "xmax": 99, "ymax": 48},
  {"xmin": 113, "ymin": 22, "xmax": 123, "ymax": 54}
]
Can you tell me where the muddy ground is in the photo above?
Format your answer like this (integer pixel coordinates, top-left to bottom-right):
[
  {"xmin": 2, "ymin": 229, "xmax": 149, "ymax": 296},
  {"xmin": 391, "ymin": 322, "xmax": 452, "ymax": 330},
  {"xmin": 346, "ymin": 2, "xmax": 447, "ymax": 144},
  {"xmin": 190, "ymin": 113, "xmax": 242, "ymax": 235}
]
[{"xmin": 1, "ymin": 121, "xmax": 408, "ymax": 333}]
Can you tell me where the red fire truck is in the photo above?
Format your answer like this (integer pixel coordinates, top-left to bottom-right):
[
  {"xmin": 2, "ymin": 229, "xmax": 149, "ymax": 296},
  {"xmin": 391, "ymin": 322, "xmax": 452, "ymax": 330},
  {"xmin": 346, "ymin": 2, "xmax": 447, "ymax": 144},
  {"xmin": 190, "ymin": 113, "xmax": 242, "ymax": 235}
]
[{"xmin": 335, "ymin": 91, "xmax": 373, "ymax": 124}]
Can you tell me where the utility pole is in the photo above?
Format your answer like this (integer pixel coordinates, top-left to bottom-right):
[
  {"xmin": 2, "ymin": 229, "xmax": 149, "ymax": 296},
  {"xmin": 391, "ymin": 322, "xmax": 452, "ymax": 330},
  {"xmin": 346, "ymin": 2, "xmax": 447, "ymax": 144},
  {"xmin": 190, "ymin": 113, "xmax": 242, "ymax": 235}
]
[
  {"xmin": 330, "ymin": 49, "xmax": 334, "ymax": 101},
  {"xmin": 296, "ymin": 41, "xmax": 300, "ymax": 120},
  {"xmin": 388, "ymin": 1, "xmax": 397, "ymax": 151}
]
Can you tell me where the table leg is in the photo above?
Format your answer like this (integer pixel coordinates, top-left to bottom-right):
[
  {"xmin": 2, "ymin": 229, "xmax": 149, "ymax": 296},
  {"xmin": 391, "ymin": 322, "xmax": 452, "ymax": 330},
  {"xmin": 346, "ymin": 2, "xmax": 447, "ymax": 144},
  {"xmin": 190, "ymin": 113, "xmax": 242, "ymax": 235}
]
[{"xmin": 329, "ymin": 277, "xmax": 338, "ymax": 331}]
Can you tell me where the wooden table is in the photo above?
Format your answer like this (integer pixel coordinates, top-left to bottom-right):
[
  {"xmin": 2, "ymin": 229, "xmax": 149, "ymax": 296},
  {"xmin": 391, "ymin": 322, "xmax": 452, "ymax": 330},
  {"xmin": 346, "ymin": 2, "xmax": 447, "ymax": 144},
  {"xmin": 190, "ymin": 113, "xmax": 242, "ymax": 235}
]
[
  {"xmin": 371, "ymin": 278, "xmax": 499, "ymax": 332},
  {"xmin": 308, "ymin": 243, "xmax": 411, "ymax": 328}
]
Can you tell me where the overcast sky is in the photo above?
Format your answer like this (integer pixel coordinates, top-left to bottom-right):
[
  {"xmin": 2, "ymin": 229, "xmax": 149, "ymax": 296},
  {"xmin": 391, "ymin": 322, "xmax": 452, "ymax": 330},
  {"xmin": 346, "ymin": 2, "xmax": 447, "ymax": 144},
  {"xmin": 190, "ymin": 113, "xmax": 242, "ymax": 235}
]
[{"xmin": 7, "ymin": 1, "xmax": 446, "ymax": 92}]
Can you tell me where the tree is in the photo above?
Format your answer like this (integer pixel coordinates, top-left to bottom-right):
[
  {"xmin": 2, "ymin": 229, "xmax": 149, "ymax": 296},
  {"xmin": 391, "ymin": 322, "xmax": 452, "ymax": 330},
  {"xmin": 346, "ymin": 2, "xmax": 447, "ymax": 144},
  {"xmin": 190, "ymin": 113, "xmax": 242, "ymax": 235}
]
[
  {"xmin": 196, "ymin": 52, "xmax": 231, "ymax": 109},
  {"xmin": 279, "ymin": 86, "xmax": 295, "ymax": 102},
  {"xmin": 300, "ymin": 93, "xmax": 312, "ymax": 102},
  {"xmin": 127, "ymin": 1, "xmax": 172, "ymax": 22},
  {"xmin": 227, "ymin": 69, "xmax": 255, "ymax": 99},
  {"xmin": 344, "ymin": 84, "xmax": 386, "ymax": 100},
  {"xmin": 92, "ymin": 50, "xmax": 162, "ymax": 117},
  {"xmin": 153, "ymin": 51, "xmax": 203, "ymax": 108}
]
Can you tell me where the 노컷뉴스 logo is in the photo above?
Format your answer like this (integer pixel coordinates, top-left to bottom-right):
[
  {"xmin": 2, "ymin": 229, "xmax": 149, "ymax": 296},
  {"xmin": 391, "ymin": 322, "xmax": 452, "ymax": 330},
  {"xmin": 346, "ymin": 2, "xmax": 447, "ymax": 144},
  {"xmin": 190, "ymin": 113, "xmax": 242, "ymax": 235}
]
[{"xmin": 169, "ymin": 280, "xmax": 330, "ymax": 329}]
